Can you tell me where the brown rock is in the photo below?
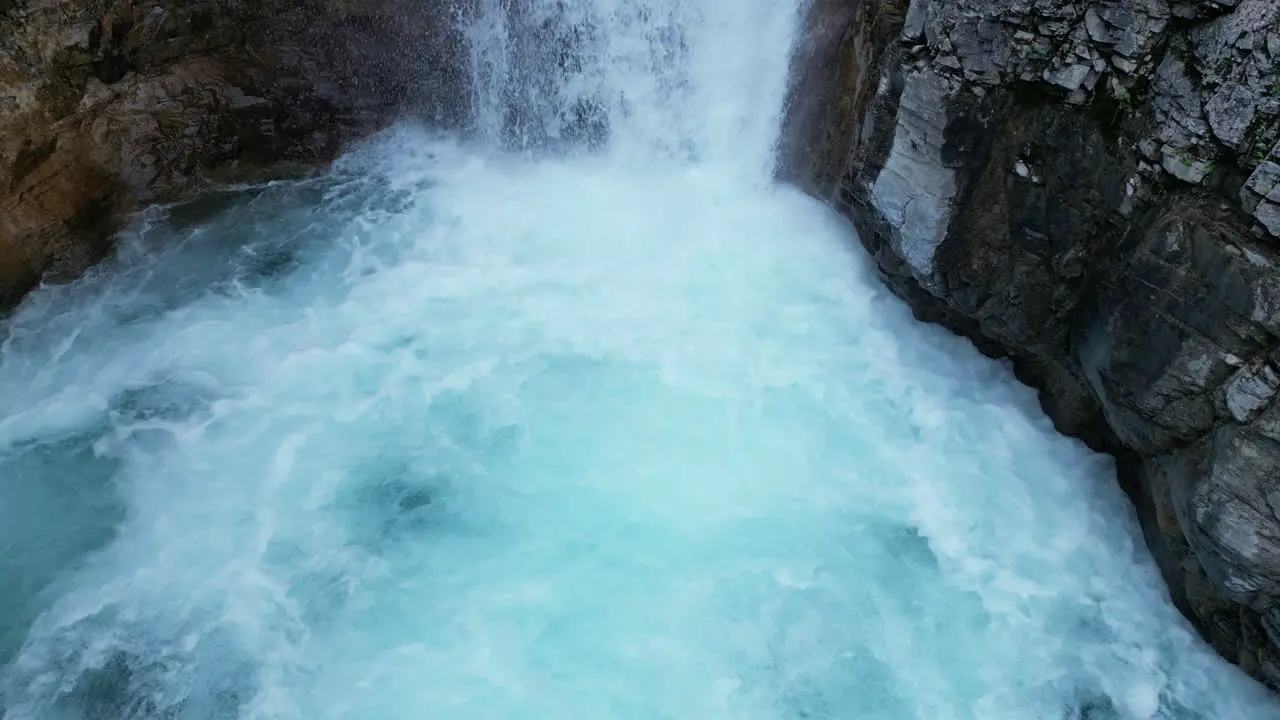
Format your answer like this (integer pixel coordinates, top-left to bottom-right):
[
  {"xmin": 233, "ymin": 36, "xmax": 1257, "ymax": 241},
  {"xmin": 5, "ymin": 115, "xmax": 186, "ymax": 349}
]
[{"xmin": 0, "ymin": 0, "xmax": 468, "ymax": 311}]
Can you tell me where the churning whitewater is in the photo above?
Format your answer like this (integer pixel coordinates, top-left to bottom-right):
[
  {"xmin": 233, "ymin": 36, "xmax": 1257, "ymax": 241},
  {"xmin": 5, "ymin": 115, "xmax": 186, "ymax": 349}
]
[{"xmin": 2, "ymin": 1, "xmax": 1280, "ymax": 718}]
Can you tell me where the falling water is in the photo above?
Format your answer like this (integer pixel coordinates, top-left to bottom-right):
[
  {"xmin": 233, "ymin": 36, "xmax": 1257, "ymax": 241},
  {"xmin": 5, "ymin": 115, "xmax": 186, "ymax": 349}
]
[{"xmin": 2, "ymin": 1, "xmax": 1279, "ymax": 718}]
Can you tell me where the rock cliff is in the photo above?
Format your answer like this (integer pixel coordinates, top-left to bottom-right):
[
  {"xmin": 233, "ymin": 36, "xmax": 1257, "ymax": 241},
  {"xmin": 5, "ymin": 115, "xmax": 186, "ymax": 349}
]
[
  {"xmin": 0, "ymin": 0, "xmax": 466, "ymax": 310},
  {"xmin": 787, "ymin": 0, "xmax": 1280, "ymax": 689}
]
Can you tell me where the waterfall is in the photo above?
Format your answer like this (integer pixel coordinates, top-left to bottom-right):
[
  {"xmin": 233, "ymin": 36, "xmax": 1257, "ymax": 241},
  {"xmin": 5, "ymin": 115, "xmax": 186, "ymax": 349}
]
[
  {"xmin": 1, "ymin": 2, "xmax": 1279, "ymax": 719},
  {"xmin": 463, "ymin": 0, "xmax": 802, "ymax": 177}
]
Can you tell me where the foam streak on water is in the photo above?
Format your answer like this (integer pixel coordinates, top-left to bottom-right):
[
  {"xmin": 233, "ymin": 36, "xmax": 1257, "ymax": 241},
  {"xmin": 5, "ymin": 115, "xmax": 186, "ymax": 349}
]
[{"xmin": 1, "ymin": 0, "xmax": 1279, "ymax": 718}]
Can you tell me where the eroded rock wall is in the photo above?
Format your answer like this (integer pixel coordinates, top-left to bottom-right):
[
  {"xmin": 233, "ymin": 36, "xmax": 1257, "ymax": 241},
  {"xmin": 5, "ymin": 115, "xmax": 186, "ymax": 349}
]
[
  {"xmin": 787, "ymin": 0, "xmax": 1280, "ymax": 689},
  {"xmin": 0, "ymin": 0, "xmax": 468, "ymax": 310}
]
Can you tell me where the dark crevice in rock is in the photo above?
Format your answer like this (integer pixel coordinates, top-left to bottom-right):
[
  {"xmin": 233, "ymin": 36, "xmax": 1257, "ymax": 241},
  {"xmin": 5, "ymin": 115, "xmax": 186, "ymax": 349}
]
[{"xmin": 9, "ymin": 137, "xmax": 57, "ymax": 191}]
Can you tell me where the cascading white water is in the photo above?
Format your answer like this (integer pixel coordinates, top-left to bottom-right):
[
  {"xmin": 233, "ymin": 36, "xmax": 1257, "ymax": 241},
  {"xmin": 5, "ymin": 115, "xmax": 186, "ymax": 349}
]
[
  {"xmin": 2, "ymin": 1, "xmax": 1280, "ymax": 718},
  {"xmin": 465, "ymin": 0, "xmax": 796, "ymax": 177}
]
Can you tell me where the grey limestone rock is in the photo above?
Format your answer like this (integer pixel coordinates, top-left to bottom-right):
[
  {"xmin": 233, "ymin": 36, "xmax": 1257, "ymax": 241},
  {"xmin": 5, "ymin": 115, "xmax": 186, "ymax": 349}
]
[
  {"xmin": 1244, "ymin": 148, "xmax": 1280, "ymax": 237},
  {"xmin": 784, "ymin": 0, "xmax": 1280, "ymax": 693},
  {"xmin": 868, "ymin": 68, "xmax": 959, "ymax": 279}
]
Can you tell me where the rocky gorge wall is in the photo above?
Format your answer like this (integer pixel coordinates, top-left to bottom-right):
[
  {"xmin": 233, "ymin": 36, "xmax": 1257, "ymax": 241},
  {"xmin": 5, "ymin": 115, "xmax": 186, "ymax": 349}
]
[
  {"xmin": 787, "ymin": 0, "xmax": 1280, "ymax": 690},
  {"xmin": 0, "ymin": 0, "xmax": 467, "ymax": 311}
]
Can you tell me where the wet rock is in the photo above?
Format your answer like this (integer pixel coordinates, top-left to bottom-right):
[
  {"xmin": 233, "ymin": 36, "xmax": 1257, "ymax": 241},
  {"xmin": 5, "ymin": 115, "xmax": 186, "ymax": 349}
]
[
  {"xmin": 1243, "ymin": 149, "xmax": 1280, "ymax": 236},
  {"xmin": 1225, "ymin": 361, "xmax": 1280, "ymax": 423},
  {"xmin": 0, "ymin": 0, "xmax": 469, "ymax": 311},
  {"xmin": 785, "ymin": 0, "xmax": 1280, "ymax": 691},
  {"xmin": 867, "ymin": 68, "xmax": 958, "ymax": 279},
  {"xmin": 1078, "ymin": 198, "xmax": 1271, "ymax": 453}
]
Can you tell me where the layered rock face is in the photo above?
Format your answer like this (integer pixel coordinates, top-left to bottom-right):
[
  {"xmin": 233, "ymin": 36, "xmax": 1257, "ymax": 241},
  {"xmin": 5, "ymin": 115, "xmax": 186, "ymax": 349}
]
[
  {"xmin": 788, "ymin": 0, "xmax": 1280, "ymax": 688},
  {"xmin": 0, "ymin": 0, "xmax": 467, "ymax": 310}
]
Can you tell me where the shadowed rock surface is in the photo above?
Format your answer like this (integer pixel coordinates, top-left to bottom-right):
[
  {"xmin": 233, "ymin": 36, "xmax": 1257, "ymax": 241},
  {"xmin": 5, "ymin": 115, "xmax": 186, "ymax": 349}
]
[
  {"xmin": 787, "ymin": 0, "xmax": 1280, "ymax": 690},
  {"xmin": 0, "ymin": 0, "xmax": 468, "ymax": 310}
]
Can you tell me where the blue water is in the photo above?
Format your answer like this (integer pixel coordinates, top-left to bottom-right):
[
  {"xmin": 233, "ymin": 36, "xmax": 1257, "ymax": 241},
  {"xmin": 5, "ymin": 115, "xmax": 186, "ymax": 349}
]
[{"xmin": 2, "ymin": 1, "xmax": 1279, "ymax": 718}]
